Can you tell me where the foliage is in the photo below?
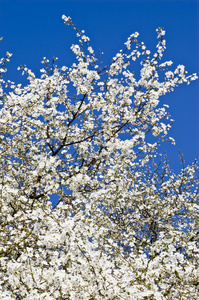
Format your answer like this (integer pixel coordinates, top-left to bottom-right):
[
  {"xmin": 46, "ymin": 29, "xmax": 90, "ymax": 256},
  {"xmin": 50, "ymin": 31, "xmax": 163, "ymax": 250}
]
[{"xmin": 0, "ymin": 16, "xmax": 198, "ymax": 299}]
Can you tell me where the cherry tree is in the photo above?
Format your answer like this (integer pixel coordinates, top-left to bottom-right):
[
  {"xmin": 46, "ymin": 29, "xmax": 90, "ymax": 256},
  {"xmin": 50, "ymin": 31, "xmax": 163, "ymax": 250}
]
[{"xmin": 0, "ymin": 16, "xmax": 198, "ymax": 299}]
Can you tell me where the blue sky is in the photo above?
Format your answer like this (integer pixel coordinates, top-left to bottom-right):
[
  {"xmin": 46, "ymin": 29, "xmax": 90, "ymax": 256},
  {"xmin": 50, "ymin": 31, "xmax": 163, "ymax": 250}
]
[{"xmin": 0, "ymin": 0, "xmax": 198, "ymax": 172}]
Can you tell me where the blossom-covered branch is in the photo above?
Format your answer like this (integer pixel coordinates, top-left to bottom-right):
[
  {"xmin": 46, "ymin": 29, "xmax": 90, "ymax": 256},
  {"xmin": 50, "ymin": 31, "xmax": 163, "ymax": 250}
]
[{"xmin": 0, "ymin": 15, "xmax": 198, "ymax": 299}]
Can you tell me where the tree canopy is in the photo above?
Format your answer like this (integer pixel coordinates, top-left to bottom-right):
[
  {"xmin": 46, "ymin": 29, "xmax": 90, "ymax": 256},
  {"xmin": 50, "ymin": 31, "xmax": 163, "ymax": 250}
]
[{"xmin": 0, "ymin": 16, "xmax": 198, "ymax": 299}]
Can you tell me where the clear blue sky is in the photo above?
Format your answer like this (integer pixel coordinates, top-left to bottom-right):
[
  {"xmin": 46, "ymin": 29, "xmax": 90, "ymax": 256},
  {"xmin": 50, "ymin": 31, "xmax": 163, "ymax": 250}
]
[{"xmin": 0, "ymin": 0, "xmax": 198, "ymax": 172}]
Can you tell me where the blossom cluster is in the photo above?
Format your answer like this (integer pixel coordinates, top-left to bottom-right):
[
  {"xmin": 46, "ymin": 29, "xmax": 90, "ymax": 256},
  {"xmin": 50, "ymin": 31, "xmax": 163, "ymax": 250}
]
[{"xmin": 0, "ymin": 16, "xmax": 198, "ymax": 299}]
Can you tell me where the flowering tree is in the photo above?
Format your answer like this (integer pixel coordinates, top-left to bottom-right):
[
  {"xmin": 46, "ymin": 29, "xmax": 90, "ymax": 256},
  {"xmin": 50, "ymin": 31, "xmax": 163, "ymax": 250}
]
[{"xmin": 0, "ymin": 16, "xmax": 198, "ymax": 299}]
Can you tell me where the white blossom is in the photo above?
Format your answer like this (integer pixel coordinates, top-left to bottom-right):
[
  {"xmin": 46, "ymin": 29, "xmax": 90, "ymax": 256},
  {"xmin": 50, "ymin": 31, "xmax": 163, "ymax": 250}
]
[{"xmin": 0, "ymin": 17, "xmax": 198, "ymax": 300}]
